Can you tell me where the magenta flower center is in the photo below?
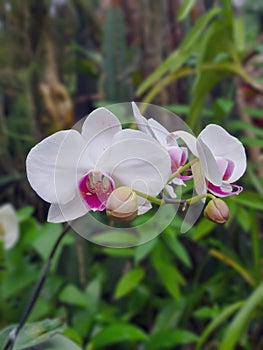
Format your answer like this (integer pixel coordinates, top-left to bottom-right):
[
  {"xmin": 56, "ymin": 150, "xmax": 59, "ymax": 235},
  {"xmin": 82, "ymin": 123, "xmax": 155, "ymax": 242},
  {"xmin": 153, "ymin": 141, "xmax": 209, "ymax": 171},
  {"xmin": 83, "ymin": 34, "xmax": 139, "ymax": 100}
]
[
  {"xmin": 168, "ymin": 146, "xmax": 187, "ymax": 173},
  {"xmin": 216, "ymin": 158, "xmax": 235, "ymax": 181},
  {"xmin": 79, "ymin": 171, "xmax": 115, "ymax": 211}
]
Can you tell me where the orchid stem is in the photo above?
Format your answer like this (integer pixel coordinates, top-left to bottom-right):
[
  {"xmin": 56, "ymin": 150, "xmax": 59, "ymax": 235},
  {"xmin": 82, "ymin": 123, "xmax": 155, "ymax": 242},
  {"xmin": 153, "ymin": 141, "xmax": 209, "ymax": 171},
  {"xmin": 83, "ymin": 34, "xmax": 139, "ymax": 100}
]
[
  {"xmin": 3, "ymin": 223, "xmax": 71, "ymax": 350},
  {"xmin": 167, "ymin": 158, "xmax": 198, "ymax": 183},
  {"xmin": 134, "ymin": 190, "xmax": 215, "ymax": 208},
  {"xmin": 163, "ymin": 193, "xmax": 216, "ymax": 205},
  {"xmin": 134, "ymin": 190, "xmax": 164, "ymax": 206}
]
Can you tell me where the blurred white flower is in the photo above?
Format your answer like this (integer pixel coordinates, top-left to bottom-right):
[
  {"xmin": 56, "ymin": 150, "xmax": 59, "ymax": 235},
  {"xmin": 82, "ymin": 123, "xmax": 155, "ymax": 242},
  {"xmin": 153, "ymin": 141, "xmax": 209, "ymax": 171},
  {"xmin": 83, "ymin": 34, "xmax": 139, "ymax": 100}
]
[{"xmin": 0, "ymin": 204, "xmax": 19, "ymax": 250}]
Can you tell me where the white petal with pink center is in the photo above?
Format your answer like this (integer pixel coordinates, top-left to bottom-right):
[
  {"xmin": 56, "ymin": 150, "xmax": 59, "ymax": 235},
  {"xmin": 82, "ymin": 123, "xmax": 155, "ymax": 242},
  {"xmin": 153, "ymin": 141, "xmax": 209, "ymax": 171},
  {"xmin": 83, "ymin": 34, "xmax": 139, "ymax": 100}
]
[
  {"xmin": 26, "ymin": 107, "xmax": 171, "ymax": 222},
  {"xmin": 174, "ymin": 124, "xmax": 246, "ymax": 197}
]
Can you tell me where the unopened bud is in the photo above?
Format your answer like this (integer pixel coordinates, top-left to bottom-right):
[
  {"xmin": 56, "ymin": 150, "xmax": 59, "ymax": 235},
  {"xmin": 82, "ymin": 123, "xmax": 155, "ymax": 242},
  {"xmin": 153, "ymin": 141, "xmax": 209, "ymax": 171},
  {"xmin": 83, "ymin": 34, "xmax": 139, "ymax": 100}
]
[
  {"xmin": 106, "ymin": 186, "xmax": 138, "ymax": 221},
  {"xmin": 204, "ymin": 198, "xmax": 229, "ymax": 224}
]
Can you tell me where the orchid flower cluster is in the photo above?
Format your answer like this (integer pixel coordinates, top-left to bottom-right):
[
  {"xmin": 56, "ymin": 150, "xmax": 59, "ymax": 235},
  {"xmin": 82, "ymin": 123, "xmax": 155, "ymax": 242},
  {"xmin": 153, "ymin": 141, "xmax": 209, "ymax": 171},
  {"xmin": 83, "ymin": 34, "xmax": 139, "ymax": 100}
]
[{"xmin": 26, "ymin": 102, "xmax": 246, "ymax": 225}]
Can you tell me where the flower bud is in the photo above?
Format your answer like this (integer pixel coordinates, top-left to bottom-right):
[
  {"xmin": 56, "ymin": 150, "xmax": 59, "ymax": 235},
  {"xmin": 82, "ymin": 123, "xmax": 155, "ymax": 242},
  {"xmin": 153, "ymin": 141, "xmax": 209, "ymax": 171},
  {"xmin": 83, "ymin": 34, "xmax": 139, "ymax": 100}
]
[
  {"xmin": 106, "ymin": 186, "xmax": 138, "ymax": 221},
  {"xmin": 204, "ymin": 198, "xmax": 229, "ymax": 224}
]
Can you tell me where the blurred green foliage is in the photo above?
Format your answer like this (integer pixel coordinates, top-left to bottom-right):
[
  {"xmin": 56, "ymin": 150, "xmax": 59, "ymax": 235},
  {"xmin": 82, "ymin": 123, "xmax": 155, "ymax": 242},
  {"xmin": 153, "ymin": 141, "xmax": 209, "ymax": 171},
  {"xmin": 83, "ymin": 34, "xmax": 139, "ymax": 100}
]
[{"xmin": 1, "ymin": 0, "xmax": 263, "ymax": 349}]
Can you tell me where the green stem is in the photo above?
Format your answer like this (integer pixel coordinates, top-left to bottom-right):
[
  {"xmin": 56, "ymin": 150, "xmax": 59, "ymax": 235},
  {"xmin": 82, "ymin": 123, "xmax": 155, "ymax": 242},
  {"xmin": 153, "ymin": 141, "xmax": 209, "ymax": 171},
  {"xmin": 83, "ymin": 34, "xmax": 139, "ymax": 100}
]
[
  {"xmin": 167, "ymin": 158, "xmax": 198, "ymax": 183},
  {"xmin": 186, "ymin": 193, "xmax": 215, "ymax": 205},
  {"xmin": 135, "ymin": 190, "xmax": 215, "ymax": 207},
  {"xmin": 134, "ymin": 190, "xmax": 164, "ymax": 206},
  {"xmin": 162, "ymin": 193, "xmax": 215, "ymax": 205}
]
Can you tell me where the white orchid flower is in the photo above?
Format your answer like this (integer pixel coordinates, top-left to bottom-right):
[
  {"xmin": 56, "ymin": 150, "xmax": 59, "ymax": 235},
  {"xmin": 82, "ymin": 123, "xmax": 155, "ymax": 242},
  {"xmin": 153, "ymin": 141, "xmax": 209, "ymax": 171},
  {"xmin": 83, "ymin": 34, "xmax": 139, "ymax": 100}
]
[
  {"xmin": 174, "ymin": 124, "xmax": 246, "ymax": 197},
  {"xmin": 26, "ymin": 107, "xmax": 171, "ymax": 223},
  {"xmin": 132, "ymin": 102, "xmax": 189, "ymax": 197},
  {"xmin": 0, "ymin": 204, "xmax": 19, "ymax": 250}
]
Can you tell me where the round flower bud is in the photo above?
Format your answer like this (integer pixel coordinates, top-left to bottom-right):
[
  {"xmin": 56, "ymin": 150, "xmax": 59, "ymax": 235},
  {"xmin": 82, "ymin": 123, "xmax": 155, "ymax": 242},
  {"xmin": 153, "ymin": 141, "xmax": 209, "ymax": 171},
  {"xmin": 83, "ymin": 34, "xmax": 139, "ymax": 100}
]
[
  {"xmin": 106, "ymin": 186, "xmax": 138, "ymax": 221},
  {"xmin": 204, "ymin": 198, "xmax": 230, "ymax": 224}
]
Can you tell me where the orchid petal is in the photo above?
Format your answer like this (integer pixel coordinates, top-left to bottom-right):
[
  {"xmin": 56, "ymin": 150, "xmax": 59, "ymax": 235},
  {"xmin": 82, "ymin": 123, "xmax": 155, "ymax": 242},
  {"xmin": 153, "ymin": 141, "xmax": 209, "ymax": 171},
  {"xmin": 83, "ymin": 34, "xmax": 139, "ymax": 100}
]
[
  {"xmin": 148, "ymin": 118, "xmax": 169, "ymax": 146},
  {"xmin": 26, "ymin": 130, "xmax": 87, "ymax": 204},
  {"xmin": 208, "ymin": 182, "xmax": 243, "ymax": 197},
  {"xmin": 198, "ymin": 124, "xmax": 246, "ymax": 182},
  {"xmin": 81, "ymin": 108, "xmax": 122, "ymax": 163},
  {"xmin": 191, "ymin": 161, "xmax": 207, "ymax": 195},
  {"xmin": 171, "ymin": 131, "xmax": 198, "ymax": 156},
  {"xmin": 197, "ymin": 137, "xmax": 222, "ymax": 186},
  {"xmin": 168, "ymin": 146, "xmax": 188, "ymax": 172},
  {"xmin": 216, "ymin": 158, "xmax": 229, "ymax": 179},
  {"xmin": 0, "ymin": 204, "xmax": 19, "ymax": 249},
  {"xmin": 172, "ymin": 175, "xmax": 189, "ymax": 186},
  {"xmin": 137, "ymin": 200, "xmax": 152, "ymax": 215},
  {"xmin": 166, "ymin": 133, "xmax": 179, "ymax": 147},
  {"xmin": 132, "ymin": 102, "xmax": 154, "ymax": 136},
  {"xmin": 47, "ymin": 192, "xmax": 89, "ymax": 223},
  {"xmin": 95, "ymin": 137, "xmax": 171, "ymax": 198},
  {"xmin": 165, "ymin": 184, "xmax": 177, "ymax": 198},
  {"xmin": 113, "ymin": 129, "xmax": 159, "ymax": 144}
]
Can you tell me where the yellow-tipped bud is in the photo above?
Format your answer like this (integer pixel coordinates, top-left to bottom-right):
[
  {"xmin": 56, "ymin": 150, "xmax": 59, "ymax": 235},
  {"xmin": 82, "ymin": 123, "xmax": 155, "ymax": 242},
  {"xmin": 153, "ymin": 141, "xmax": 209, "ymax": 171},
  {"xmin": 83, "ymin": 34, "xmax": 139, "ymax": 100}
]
[
  {"xmin": 106, "ymin": 186, "xmax": 138, "ymax": 221},
  {"xmin": 204, "ymin": 198, "xmax": 229, "ymax": 224}
]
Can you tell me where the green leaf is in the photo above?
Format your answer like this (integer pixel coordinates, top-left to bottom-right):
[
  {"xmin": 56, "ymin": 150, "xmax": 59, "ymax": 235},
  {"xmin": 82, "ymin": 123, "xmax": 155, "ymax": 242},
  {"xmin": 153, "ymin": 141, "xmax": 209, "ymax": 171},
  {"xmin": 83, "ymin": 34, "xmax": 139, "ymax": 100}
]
[
  {"xmin": 242, "ymin": 107, "xmax": 263, "ymax": 118},
  {"xmin": 250, "ymin": 210, "xmax": 261, "ymax": 284},
  {"xmin": 236, "ymin": 206, "xmax": 250, "ymax": 232},
  {"xmin": 163, "ymin": 230, "xmax": 192, "ymax": 268},
  {"xmin": 158, "ymin": 264, "xmax": 184, "ymax": 299},
  {"xmin": 233, "ymin": 17, "xmax": 245, "ymax": 53},
  {"xmin": 219, "ymin": 284, "xmax": 263, "ymax": 350},
  {"xmin": 59, "ymin": 285, "xmax": 88, "ymax": 308},
  {"xmin": 209, "ymin": 248, "xmax": 255, "ymax": 286},
  {"xmin": 151, "ymin": 300, "xmax": 185, "ymax": 334},
  {"xmin": 229, "ymin": 120, "xmax": 263, "ymax": 138},
  {"xmin": 0, "ymin": 319, "xmax": 65, "ymax": 350},
  {"xmin": 136, "ymin": 7, "xmax": 221, "ymax": 96},
  {"xmin": 85, "ymin": 278, "xmax": 102, "ymax": 313},
  {"xmin": 240, "ymin": 136, "xmax": 263, "ymax": 147},
  {"xmin": 194, "ymin": 305, "xmax": 220, "ymax": 319},
  {"xmin": 91, "ymin": 230, "xmax": 138, "ymax": 247},
  {"xmin": 177, "ymin": 0, "xmax": 196, "ymax": 21},
  {"xmin": 134, "ymin": 238, "xmax": 157, "ymax": 264},
  {"xmin": 192, "ymin": 218, "xmax": 216, "ymax": 241},
  {"xmin": 0, "ymin": 172, "xmax": 24, "ymax": 186},
  {"xmin": 43, "ymin": 334, "xmax": 82, "ymax": 350},
  {"xmin": 164, "ymin": 104, "xmax": 213, "ymax": 117},
  {"xmin": 231, "ymin": 191, "xmax": 263, "ymax": 210},
  {"xmin": 147, "ymin": 329, "xmax": 198, "ymax": 350},
  {"xmin": 32, "ymin": 222, "xmax": 74, "ymax": 262},
  {"xmin": 213, "ymin": 97, "xmax": 234, "ymax": 115},
  {"xmin": 114, "ymin": 267, "xmax": 145, "ymax": 299},
  {"xmin": 179, "ymin": 8, "xmax": 221, "ymax": 54},
  {"xmin": 196, "ymin": 301, "xmax": 244, "ymax": 350},
  {"xmin": 16, "ymin": 206, "xmax": 34, "ymax": 223},
  {"xmin": 102, "ymin": 248, "xmax": 134, "ymax": 257},
  {"xmin": 88, "ymin": 323, "xmax": 148, "ymax": 348},
  {"xmin": 247, "ymin": 165, "xmax": 263, "ymax": 196},
  {"xmin": 151, "ymin": 243, "xmax": 185, "ymax": 299}
]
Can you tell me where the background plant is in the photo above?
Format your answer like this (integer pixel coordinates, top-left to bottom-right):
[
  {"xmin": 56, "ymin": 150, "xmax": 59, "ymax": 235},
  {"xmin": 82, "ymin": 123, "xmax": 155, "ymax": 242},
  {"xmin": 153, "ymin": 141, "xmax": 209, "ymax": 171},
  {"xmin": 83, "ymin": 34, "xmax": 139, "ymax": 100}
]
[{"xmin": 1, "ymin": 0, "xmax": 263, "ymax": 349}]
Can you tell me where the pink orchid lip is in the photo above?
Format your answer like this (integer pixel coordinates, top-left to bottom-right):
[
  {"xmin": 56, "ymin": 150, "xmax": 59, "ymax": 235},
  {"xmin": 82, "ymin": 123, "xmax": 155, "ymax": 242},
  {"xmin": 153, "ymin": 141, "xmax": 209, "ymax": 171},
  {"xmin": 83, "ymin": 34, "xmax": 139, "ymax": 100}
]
[
  {"xmin": 168, "ymin": 146, "xmax": 188, "ymax": 173},
  {"xmin": 216, "ymin": 158, "xmax": 235, "ymax": 182},
  {"xmin": 79, "ymin": 171, "xmax": 115, "ymax": 211},
  {"xmin": 223, "ymin": 160, "xmax": 234, "ymax": 181},
  {"xmin": 178, "ymin": 174, "xmax": 193, "ymax": 180},
  {"xmin": 208, "ymin": 182, "xmax": 243, "ymax": 197}
]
